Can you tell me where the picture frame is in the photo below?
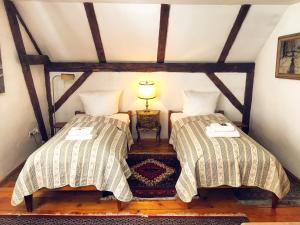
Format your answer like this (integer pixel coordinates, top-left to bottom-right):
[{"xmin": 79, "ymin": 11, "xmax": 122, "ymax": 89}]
[
  {"xmin": 0, "ymin": 49, "xmax": 5, "ymax": 93},
  {"xmin": 275, "ymin": 33, "xmax": 300, "ymax": 80}
]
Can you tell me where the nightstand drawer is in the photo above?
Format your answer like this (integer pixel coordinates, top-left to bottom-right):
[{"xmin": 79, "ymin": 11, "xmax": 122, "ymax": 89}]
[
  {"xmin": 138, "ymin": 115, "xmax": 159, "ymax": 128},
  {"xmin": 136, "ymin": 110, "xmax": 161, "ymax": 144}
]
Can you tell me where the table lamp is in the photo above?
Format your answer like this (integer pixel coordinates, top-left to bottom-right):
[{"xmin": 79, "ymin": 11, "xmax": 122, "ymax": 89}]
[{"xmin": 138, "ymin": 81, "xmax": 156, "ymax": 112}]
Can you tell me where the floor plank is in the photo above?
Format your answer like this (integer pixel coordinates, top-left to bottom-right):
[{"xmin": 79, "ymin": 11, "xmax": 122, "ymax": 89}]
[{"xmin": 1, "ymin": 140, "xmax": 299, "ymax": 222}]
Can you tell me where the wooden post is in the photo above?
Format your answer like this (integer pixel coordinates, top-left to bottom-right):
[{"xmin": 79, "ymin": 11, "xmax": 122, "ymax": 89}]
[
  {"xmin": 242, "ymin": 65, "xmax": 255, "ymax": 133},
  {"xmin": 4, "ymin": 0, "xmax": 48, "ymax": 141},
  {"xmin": 157, "ymin": 4, "xmax": 170, "ymax": 63},
  {"xmin": 84, "ymin": 2, "xmax": 106, "ymax": 63},
  {"xmin": 206, "ymin": 72, "xmax": 244, "ymax": 113},
  {"xmin": 218, "ymin": 5, "xmax": 251, "ymax": 63},
  {"xmin": 44, "ymin": 68, "xmax": 54, "ymax": 136}
]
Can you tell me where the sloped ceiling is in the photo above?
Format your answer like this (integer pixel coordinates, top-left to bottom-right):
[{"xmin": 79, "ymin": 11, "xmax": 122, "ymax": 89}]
[{"xmin": 14, "ymin": 1, "xmax": 289, "ymax": 62}]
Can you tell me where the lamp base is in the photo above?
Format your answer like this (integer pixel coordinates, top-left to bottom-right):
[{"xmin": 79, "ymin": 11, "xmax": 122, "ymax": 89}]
[{"xmin": 144, "ymin": 99, "xmax": 150, "ymax": 112}]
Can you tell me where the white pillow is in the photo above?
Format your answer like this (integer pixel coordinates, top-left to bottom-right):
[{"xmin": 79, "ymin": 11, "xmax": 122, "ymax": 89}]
[
  {"xmin": 183, "ymin": 91, "xmax": 220, "ymax": 116},
  {"xmin": 79, "ymin": 90, "xmax": 121, "ymax": 116}
]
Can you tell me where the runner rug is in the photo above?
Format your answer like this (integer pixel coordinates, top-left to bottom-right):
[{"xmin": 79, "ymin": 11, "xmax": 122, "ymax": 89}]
[
  {"xmin": 234, "ymin": 175, "xmax": 300, "ymax": 207},
  {"xmin": 0, "ymin": 215, "xmax": 248, "ymax": 225}
]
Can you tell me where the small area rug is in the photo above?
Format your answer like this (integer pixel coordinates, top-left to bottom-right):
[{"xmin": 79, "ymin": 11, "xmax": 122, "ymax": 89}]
[
  {"xmin": 234, "ymin": 176, "xmax": 300, "ymax": 207},
  {"xmin": 127, "ymin": 154, "xmax": 181, "ymax": 198},
  {"xmin": 0, "ymin": 215, "xmax": 248, "ymax": 225}
]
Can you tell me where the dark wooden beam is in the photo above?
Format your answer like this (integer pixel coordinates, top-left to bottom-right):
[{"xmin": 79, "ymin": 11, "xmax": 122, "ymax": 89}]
[
  {"xmin": 46, "ymin": 62, "xmax": 254, "ymax": 73},
  {"xmin": 44, "ymin": 68, "xmax": 54, "ymax": 136},
  {"xmin": 4, "ymin": 0, "xmax": 48, "ymax": 141},
  {"xmin": 206, "ymin": 72, "xmax": 244, "ymax": 113},
  {"xmin": 20, "ymin": 54, "xmax": 50, "ymax": 65},
  {"xmin": 157, "ymin": 4, "xmax": 170, "ymax": 63},
  {"xmin": 84, "ymin": 2, "xmax": 106, "ymax": 63},
  {"xmin": 53, "ymin": 71, "xmax": 93, "ymax": 112},
  {"xmin": 11, "ymin": 3, "xmax": 43, "ymax": 55},
  {"xmin": 242, "ymin": 65, "xmax": 255, "ymax": 133},
  {"xmin": 218, "ymin": 5, "xmax": 251, "ymax": 63}
]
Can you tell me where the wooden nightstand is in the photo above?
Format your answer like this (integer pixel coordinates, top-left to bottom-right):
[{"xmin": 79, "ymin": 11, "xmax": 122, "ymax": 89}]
[{"xmin": 136, "ymin": 110, "xmax": 161, "ymax": 144}]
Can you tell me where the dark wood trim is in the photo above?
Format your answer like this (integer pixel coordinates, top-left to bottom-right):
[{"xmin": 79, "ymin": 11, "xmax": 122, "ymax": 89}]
[
  {"xmin": 11, "ymin": 3, "xmax": 43, "ymax": 55},
  {"xmin": 242, "ymin": 66, "xmax": 255, "ymax": 133},
  {"xmin": 4, "ymin": 0, "xmax": 48, "ymax": 141},
  {"xmin": 20, "ymin": 54, "xmax": 50, "ymax": 65},
  {"xmin": 84, "ymin": 2, "xmax": 106, "ymax": 63},
  {"xmin": 46, "ymin": 62, "xmax": 254, "ymax": 73},
  {"xmin": 157, "ymin": 4, "xmax": 170, "ymax": 63},
  {"xmin": 44, "ymin": 68, "xmax": 54, "ymax": 136},
  {"xmin": 53, "ymin": 71, "xmax": 93, "ymax": 112},
  {"xmin": 206, "ymin": 72, "xmax": 244, "ymax": 113},
  {"xmin": 218, "ymin": 5, "xmax": 251, "ymax": 63}
]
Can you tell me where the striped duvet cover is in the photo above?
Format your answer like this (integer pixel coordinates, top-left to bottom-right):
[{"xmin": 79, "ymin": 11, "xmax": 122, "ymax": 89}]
[
  {"xmin": 11, "ymin": 114, "xmax": 134, "ymax": 206},
  {"xmin": 170, "ymin": 114, "xmax": 290, "ymax": 203}
]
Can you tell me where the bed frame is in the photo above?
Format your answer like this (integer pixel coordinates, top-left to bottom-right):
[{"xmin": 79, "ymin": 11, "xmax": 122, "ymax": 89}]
[
  {"xmin": 167, "ymin": 110, "xmax": 279, "ymax": 208},
  {"xmin": 24, "ymin": 111, "xmax": 132, "ymax": 212}
]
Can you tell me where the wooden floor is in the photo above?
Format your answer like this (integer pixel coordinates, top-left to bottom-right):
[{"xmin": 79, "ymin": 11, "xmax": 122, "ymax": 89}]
[{"xmin": 0, "ymin": 140, "xmax": 300, "ymax": 222}]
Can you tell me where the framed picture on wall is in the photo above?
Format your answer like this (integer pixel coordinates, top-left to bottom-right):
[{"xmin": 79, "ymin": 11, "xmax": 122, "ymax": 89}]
[
  {"xmin": 276, "ymin": 33, "xmax": 300, "ymax": 80},
  {"xmin": 0, "ymin": 49, "xmax": 5, "ymax": 93}
]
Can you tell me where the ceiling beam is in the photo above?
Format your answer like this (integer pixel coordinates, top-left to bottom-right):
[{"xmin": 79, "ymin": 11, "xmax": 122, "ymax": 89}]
[
  {"xmin": 11, "ymin": 2, "xmax": 43, "ymax": 55},
  {"xmin": 84, "ymin": 2, "xmax": 106, "ymax": 63},
  {"xmin": 218, "ymin": 4, "xmax": 251, "ymax": 63},
  {"xmin": 53, "ymin": 71, "xmax": 93, "ymax": 112},
  {"xmin": 46, "ymin": 62, "xmax": 254, "ymax": 73},
  {"xmin": 207, "ymin": 72, "xmax": 243, "ymax": 113},
  {"xmin": 157, "ymin": 4, "xmax": 170, "ymax": 63},
  {"xmin": 20, "ymin": 54, "xmax": 50, "ymax": 65},
  {"xmin": 4, "ymin": 0, "xmax": 48, "ymax": 141}
]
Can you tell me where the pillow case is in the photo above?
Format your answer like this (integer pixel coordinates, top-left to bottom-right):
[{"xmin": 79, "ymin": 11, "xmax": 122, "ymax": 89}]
[
  {"xmin": 79, "ymin": 90, "xmax": 121, "ymax": 116},
  {"xmin": 183, "ymin": 91, "xmax": 220, "ymax": 116}
]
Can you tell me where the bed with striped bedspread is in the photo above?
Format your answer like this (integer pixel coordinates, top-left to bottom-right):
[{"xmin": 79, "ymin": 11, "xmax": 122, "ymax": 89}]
[
  {"xmin": 170, "ymin": 113, "xmax": 290, "ymax": 203},
  {"xmin": 11, "ymin": 114, "xmax": 134, "ymax": 206}
]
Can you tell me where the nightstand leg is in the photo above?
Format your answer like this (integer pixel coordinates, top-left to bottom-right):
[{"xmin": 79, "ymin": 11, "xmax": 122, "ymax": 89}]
[
  {"xmin": 156, "ymin": 125, "xmax": 161, "ymax": 144},
  {"xmin": 136, "ymin": 128, "xmax": 141, "ymax": 143}
]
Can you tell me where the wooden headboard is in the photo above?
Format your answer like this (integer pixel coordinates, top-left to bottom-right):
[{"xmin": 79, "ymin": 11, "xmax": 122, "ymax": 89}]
[
  {"xmin": 168, "ymin": 110, "xmax": 225, "ymax": 139},
  {"xmin": 75, "ymin": 110, "xmax": 132, "ymax": 133}
]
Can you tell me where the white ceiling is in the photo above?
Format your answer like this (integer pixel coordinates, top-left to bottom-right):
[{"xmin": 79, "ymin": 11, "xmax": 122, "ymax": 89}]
[{"xmin": 15, "ymin": 1, "xmax": 289, "ymax": 62}]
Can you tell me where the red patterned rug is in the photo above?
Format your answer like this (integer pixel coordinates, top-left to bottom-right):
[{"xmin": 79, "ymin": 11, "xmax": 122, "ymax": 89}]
[{"xmin": 127, "ymin": 154, "xmax": 181, "ymax": 198}]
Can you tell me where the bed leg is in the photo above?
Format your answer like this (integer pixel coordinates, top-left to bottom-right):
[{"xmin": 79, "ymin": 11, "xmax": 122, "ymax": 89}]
[
  {"xmin": 186, "ymin": 202, "xmax": 193, "ymax": 209},
  {"xmin": 116, "ymin": 200, "xmax": 122, "ymax": 211},
  {"xmin": 272, "ymin": 193, "xmax": 279, "ymax": 208},
  {"xmin": 24, "ymin": 194, "xmax": 33, "ymax": 212},
  {"xmin": 198, "ymin": 188, "xmax": 208, "ymax": 200}
]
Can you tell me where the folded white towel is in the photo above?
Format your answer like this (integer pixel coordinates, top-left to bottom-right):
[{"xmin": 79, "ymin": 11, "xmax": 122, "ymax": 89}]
[
  {"xmin": 65, "ymin": 134, "xmax": 96, "ymax": 141},
  {"xmin": 68, "ymin": 127, "xmax": 94, "ymax": 136},
  {"xmin": 205, "ymin": 127, "xmax": 240, "ymax": 138},
  {"xmin": 209, "ymin": 122, "xmax": 235, "ymax": 132}
]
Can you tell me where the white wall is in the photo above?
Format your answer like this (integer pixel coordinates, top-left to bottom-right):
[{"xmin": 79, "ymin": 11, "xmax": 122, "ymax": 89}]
[
  {"xmin": 0, "ymin": 0, "xmax": 49, "ymax": 181},
  {"xmin": 250, "ymin": 2, "xmax": 300, "ymax": 178},
  {"xmin": 54, "ymin": 71, "xmax": 246, "ymax": 139}
]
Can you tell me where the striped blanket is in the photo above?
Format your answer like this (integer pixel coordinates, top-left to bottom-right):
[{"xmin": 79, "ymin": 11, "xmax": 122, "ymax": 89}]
[
  {"xmin": 170, "ymin": 114, "xmax": 290, "ymax": 203},
  {"xmin": 11, "ymin": 114, "xmax": 134, "ymax": 206}
]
